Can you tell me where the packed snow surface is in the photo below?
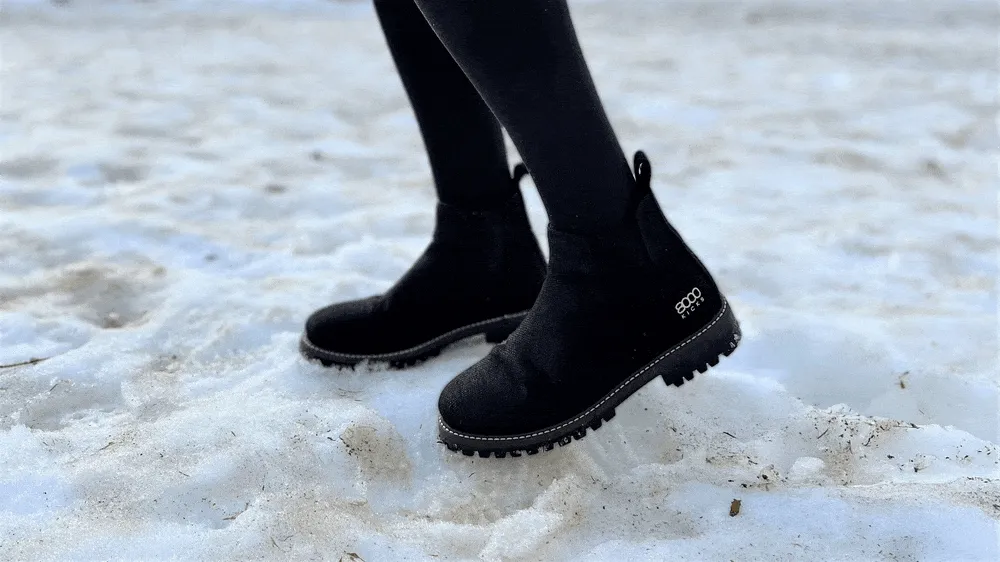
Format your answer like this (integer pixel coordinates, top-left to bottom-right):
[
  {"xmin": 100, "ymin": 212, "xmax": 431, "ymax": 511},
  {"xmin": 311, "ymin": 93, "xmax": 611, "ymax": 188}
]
[{"xmin": 1, "ymin": 0, "xmax": 997, "ymax": 560}]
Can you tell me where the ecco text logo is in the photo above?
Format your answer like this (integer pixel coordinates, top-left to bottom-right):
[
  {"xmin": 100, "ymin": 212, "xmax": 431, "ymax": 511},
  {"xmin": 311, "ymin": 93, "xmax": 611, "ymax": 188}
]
[{"xmin": 675, "ymin": 287, "xmax": 704, "ymax": 318}]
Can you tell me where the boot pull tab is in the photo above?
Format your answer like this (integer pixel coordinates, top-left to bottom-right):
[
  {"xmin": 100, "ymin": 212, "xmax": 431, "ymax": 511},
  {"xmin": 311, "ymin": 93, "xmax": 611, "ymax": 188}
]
[
  {"xmin": 511, "ymin": 162, "xmax": 529, "ymax": 185},
  {"xmin": 633, "ymin": 150, "xmax": 651, "ymax": 189}
]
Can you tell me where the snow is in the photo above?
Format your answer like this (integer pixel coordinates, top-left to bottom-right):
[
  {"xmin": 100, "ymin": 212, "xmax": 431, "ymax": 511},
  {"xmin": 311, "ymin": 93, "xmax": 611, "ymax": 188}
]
[{"xmin": 1, "ymin": 0, "xmax": 997, "ymax": 560}]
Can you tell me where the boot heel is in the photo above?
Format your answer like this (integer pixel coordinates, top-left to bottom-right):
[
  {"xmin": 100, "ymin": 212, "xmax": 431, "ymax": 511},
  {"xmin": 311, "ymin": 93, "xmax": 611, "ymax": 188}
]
[
  {"xmin": 661, "ymin": 301, "xmax": 741, "ymax": 387},
  {"xmin": 484, "ymin": 314, "xmax": 525, "ymax": 344},
  {"xmin": 484, "ymin": 326, "xmax": 515, "ymax": 344}
]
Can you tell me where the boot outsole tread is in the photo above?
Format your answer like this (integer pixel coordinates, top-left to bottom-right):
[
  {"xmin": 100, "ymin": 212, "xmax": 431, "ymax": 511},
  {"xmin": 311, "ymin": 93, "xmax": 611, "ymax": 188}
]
[
  {"xmin": 439, "ymin": 301, "xmax": 741, "ymax": 459},
  {"xmin": 300, "ymin": 311, "xmax": 527, "ymax": 369}
]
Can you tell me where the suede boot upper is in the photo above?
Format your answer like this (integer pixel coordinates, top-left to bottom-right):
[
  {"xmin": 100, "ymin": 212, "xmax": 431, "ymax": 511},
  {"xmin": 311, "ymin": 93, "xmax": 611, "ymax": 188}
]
[
  {"xmin": 438, "ymin": 152, "xmax": 725, "ymax": 437},
  {"xmin": 304, "ymin": 174, "xmax": 546, "ymax": 358}
]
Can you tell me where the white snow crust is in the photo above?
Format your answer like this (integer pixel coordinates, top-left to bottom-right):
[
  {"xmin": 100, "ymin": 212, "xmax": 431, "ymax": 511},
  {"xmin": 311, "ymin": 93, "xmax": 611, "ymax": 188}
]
[{"xmin": 1, "ymin": 1, "xmax": 997, "ymax": 560}]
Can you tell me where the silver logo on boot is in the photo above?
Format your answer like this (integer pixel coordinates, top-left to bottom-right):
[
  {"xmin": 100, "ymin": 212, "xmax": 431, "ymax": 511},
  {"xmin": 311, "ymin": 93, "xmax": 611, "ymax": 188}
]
[{"xmin": 675, "ymin": 287, "xmax": 704, "ymax": 318}]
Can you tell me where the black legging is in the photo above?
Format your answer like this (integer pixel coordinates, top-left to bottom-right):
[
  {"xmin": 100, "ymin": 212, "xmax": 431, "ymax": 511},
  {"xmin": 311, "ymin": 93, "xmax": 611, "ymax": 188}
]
[{"xmin": 373, "ymin": 0, "xmax": 634, "ymax": 232}]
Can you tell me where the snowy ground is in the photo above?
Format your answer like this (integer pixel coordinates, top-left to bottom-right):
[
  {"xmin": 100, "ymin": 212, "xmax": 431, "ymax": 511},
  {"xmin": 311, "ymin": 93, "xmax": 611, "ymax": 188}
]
[{"xmin": 1, "ymin": 0, "xmax": 997, "ymax": 560}]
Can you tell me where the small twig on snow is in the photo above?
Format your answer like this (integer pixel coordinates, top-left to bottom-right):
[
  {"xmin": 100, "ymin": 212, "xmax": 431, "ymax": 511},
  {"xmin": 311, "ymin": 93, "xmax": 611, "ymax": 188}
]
[{"xmin": 0, "ymin": 357, "xmax": 50, "ymax": 369}]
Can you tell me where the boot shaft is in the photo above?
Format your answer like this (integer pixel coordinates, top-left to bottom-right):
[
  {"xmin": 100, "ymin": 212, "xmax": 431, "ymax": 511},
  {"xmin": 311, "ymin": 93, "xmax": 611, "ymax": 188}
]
[
  {"xmin": 545, "ymin": 151, "xmax": 722, "ymax": 325},
  {"xmin": 423, "ymin": 169, "xmax": 546, "ymax": 310}
]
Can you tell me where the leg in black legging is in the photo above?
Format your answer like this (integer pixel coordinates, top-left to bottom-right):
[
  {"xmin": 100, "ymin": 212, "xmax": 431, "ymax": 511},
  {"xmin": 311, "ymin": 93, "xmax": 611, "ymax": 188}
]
[
  {"xmin": 300, "ymin": 0, "xmax": 548, "ymax": 367},
  {"xmin": 426, "ymin": 1, "xmax": 744, "ymax": 455},
  {"xmin": 374, "ymin": 0, "xmax": 513, "ymax": 210},
  {"xmin": 412, "ymin": 0, "xmax": 635, "ymax": 232}
]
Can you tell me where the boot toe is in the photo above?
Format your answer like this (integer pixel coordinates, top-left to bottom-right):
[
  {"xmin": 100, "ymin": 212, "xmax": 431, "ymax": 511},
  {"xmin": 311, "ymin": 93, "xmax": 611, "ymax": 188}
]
[
  {"xmin": 437, "ymin": 349, "xmax": 538, "ymax": 437},
  {"xmin": 303, "ymin": 295, "xmax": 382, "ymax": 352}
]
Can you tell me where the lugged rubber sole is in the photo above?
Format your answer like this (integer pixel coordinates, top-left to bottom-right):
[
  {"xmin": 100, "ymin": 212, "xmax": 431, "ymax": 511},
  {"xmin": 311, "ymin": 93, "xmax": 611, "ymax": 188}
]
[
  {"xmin": 299, "ymin": 310, "xmax": 528, "ymax": 369},
  {"xmin": 437, "ymin": 300, "xmax": 741, "ymax": 457}
]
